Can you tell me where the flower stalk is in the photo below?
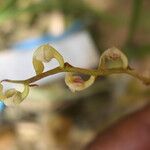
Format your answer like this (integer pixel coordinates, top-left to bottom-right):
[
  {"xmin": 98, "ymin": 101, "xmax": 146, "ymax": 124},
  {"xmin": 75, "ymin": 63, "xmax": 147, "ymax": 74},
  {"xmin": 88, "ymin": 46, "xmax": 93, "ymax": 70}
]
[
  {"xmin": 2, "ymin": 62, "xmax": 150, "ymax": 85},
  {"xmin": 0, "ymin": 45, "xmax": 150, "ymax": 105}
]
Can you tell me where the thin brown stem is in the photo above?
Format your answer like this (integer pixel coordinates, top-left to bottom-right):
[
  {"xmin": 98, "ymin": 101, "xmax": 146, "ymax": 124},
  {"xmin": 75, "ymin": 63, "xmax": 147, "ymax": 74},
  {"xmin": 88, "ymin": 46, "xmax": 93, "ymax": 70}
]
[{"xmin": 1, "ymin": 62, "xmax": 150, "ymax": 86}]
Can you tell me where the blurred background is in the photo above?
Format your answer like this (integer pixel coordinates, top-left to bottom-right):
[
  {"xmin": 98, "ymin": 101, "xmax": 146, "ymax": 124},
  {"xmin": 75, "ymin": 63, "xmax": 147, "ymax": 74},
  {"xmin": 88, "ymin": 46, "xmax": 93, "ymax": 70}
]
[{"xmin": 0, "ymin": 0, "xmax": 149, "ymax": 150}]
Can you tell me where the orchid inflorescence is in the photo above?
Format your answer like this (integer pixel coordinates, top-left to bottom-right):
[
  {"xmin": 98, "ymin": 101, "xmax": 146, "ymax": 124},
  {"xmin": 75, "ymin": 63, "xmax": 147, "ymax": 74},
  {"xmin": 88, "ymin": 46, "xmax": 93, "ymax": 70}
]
[{"xmin": 0, "ymin": 44, "xmax": 150, "ymax": 106}]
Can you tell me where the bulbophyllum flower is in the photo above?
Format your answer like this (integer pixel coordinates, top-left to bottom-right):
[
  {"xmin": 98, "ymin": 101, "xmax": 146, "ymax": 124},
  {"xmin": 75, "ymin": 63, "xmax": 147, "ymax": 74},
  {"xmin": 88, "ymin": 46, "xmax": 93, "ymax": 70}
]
[
  {"xmin": 65, "ymin": 73, "xmax": 95, "ymax": 92},
  {"xmin": 0, "ymin": 83, "xmax": 29, "ymax": 106},
  {"xmin": 99, "ymin": 47, "xmax": 128, "ymax": 69},
  {"xmin": 33, "ymin": 44, "xmax": 64, "ymax": 75}
]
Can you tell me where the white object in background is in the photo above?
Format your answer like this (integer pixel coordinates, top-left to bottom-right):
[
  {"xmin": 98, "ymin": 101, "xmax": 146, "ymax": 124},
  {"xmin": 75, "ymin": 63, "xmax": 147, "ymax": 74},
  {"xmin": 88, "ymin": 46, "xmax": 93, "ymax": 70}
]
[{"xmin": 0, "ymin": 30, "xmax": 99, "ymax": 86}]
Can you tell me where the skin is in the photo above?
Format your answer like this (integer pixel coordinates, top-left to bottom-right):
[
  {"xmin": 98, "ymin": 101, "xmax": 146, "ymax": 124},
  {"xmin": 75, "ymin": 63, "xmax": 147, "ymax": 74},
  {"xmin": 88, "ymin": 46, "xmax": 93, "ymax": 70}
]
[{"xmin": 86, "ymin": 105, "xmax": 150, "ymax": 150}]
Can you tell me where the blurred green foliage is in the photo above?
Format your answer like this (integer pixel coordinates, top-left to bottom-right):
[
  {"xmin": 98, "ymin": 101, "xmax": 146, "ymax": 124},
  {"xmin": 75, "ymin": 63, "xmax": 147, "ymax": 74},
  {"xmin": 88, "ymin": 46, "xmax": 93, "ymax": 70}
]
[{"xmin": 0, "ymin": 0, "xmax": 149, "ymax": 57}]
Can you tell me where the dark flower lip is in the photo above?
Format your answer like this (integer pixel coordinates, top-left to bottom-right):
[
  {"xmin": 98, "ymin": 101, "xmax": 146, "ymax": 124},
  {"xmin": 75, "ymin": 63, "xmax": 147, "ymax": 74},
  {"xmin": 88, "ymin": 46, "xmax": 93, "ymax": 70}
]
[{"xmin": 73, "ymin": 76, "xmax": 84, "ymax": 84}]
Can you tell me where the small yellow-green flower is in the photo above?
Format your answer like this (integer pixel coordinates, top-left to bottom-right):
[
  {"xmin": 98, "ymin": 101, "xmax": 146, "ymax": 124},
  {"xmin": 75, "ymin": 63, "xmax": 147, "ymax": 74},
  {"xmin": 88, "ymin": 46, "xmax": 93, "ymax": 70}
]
[
  {"xmin": 99, "ymin": 47, "xmax": 128, "ymax": 69},
  {"xmin": 33, "ymin": 44, "xmax": 64, "ymax": 75},
  {"xmin": 65, "ymin": 73, "xmax": 95, "ymax": 92},
  {"xmin": 0, "ymin": 84, "xmax": 29, "ymax": 106}
]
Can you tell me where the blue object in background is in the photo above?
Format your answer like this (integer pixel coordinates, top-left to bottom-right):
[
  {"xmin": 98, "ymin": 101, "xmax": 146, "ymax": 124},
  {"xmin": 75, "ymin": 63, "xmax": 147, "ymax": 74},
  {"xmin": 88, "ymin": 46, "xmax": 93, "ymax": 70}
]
[
  {"xmin": 11, "ymin": 21, "xmax": 85, "ymax": 51},
  {"xmin": 0, "ymin": 101, "xmax": 6, "ymax": 112}
]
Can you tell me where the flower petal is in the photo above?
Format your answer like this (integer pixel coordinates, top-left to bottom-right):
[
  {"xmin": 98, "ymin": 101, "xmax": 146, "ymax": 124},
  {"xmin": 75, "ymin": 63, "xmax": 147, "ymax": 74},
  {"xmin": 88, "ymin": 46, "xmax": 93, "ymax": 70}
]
[
  {"xmin": 33, "ymin": 58, "xmax": 44, "ymax": 75},
  {"xmin": 21, "ymin": 84, "xmax": 30, "ymax": 100},
  {"xmin": 0, "ymin": 83, "xmax": 5, "ymax": 99},
  {"xmin": 4, "ymin": 92, "xmax": 22, "ymax": 106},
  {"xmin": 4, "ymin": 84, "xmax": 29, "ymax": 106},
  {"xmin": 33, "ymin": 44, "xmax": 64, "ymax": 74},
  {"xmin": 13, "ymin": 92, "xmax": 23, "ymax": 105},
  {"xmin": 5, "ymin": 88, "xmax": 17, "ymax": 98},
  {"xmin": 65, "ymin": 73, "xmax": 95, "ymax": 92},
  {"xmin": 99, "ymin": 47, "xmax": 128, "ymax": 69}
]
